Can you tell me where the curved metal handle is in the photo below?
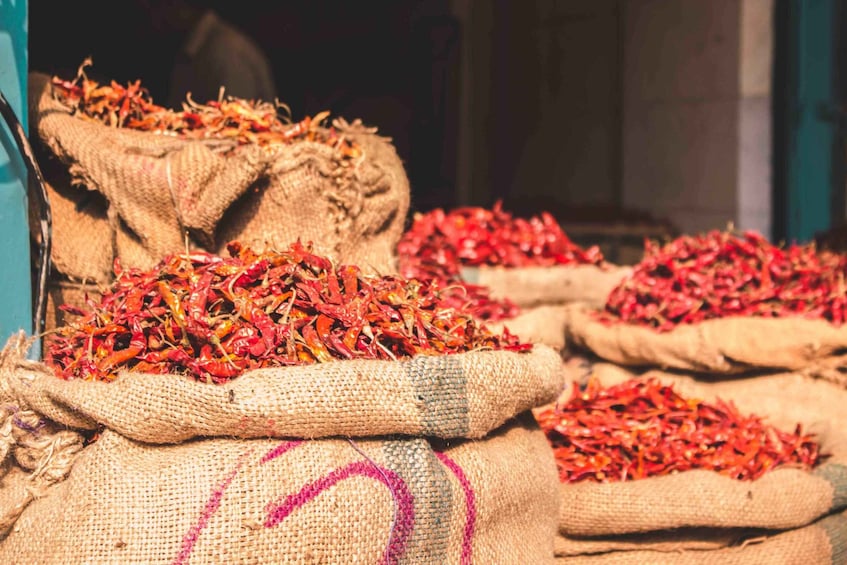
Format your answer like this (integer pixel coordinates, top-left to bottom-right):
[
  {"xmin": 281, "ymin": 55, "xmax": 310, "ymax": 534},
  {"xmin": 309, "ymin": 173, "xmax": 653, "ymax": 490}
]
[{"xmin": 0, "ymin": 87, "xmax": 52, "ymax": 341}]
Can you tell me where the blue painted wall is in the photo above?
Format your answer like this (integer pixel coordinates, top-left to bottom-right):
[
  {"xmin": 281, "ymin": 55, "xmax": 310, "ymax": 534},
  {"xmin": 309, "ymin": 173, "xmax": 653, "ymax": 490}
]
[{"xmin": 0, "ymin": 0, "xmax": 33, "ymax": 344}]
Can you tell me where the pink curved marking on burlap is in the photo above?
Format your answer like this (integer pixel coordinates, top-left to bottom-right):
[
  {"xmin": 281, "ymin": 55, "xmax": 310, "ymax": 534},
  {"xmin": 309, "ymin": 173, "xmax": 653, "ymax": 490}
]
[
  {"xmin": 434, "ymin": 451, "xmax": 476, "ymax": 565},
  {"xmin": 172, "ymin": 448, "xmax": 254, "ymax": 565},
  {"xmin": 264, "ymin": 461, "xmax": 415, "ymax": 564},
  {"xmin": 172, "ymin": 440, "xmax": 303, "ymax": 564},
  {"xmin": 260, "ymin": 439, "xmax": 305, "ymax": 464}
]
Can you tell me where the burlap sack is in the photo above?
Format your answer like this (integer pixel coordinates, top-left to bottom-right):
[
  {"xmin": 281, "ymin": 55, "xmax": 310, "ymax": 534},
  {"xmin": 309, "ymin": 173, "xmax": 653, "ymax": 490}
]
[
  {"xmin": 555, "ymin": 510, "xmax": 847, "ymax": 564},
  {"xmin": 29, "ymin": 72, "xmax": 410, "ymax": 275},
  {"xmin": 217, "ymin": 119, "xmax": 410, "ymax": 275},
  {"xmin": 491, "ymin": 305, "xmax": 570, "ymax": 352},
  {"xmin": 461, "ymin": 264, "xmax": 632, "ymax": 309},
  {"xmin": 26, "ymin": 147, "xmax": 113, "ymax": 334},
  {"xmin": 563, "ymin": 303, "xmax": 847, "ymax": 377},
  {"xmin": 0, "ymin": 336, "xmax": 564, "ymax": 562},
  {"xmin": 0, "ymin": 338, "xmax": 563, "ymax": 443},
  {"xmin": 0, "ymin": 415, "xmax": 559, "ymax": 564},
  {"xmin": 555, "ymin": 528, "xmax": 759, "ymax": 557},
  {"xmin": 552, "ymin": 367, "xmax": 847, "ymax": 539},
  {"xmin": 26, "ymin": 149, "xmax": 114, "ymax": 284}
]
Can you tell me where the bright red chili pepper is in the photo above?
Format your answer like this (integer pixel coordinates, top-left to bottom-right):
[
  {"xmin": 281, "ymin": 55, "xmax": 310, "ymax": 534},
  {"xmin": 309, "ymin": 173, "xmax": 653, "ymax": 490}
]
[
  {"xmin": 50, "ymin": 59, "xmax": 360, "ymax": 158},
  {"xmin": 397, "ymin": 201, "xmax": 603, "ymax": 321},
  {"xmin": 45, "ymin": 241, "xmax": 530, "ymax": 383},
  {"xmin": 599, "ymin": 229, "xmax": 847, "ymax": 331},
  {"xmin": 535, "ymin": 378, "xmax": 826, "ymax": 483}
]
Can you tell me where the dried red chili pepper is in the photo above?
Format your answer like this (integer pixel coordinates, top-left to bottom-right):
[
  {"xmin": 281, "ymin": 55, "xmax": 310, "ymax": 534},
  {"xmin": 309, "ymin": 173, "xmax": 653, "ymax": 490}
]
[
  {"xmin": 399, "ymin": 200, "xmax": 604, "ymax": 274},
  {"xmin": 600, "ymin": 229, "xmax": 847, "ymax": 331},
  {"xmin": 397, "ymin": 201, "xmax": 603, "ymax": 321},
  {"xmin": 44, "ymin": 241, "xmax": 530, "ymax": 384},
  {"xmin": 535, "ymin": 378, "xmax": 825, "ymax": 483},
  {"xmin": 50, "ymin": 59, "xmax": 360, "ymax": 158}
]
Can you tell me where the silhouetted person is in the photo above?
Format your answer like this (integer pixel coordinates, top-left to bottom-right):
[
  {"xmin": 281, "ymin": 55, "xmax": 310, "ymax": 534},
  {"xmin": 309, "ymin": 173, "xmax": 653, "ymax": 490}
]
[{"xmin": 133, "ymin": 0, "xmax": 277, "ymax": 107}]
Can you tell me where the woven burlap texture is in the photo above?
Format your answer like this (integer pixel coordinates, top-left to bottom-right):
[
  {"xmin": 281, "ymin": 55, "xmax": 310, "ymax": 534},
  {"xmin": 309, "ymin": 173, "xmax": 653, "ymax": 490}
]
[
  {"xmin": 0, "ymin": 338, "xmax": 563, "ymax": 443},
  {"xmin": 461, "ymin": 264, "xmax": 632, "ymax": 310},
  {"xmin": 552, "ymin": 365, "xmax": 847, "ymax": 541},
  {"xmin": 26, "ymin": 150, "xmax": 114, "ymax": 284},
  {"xmin": 0, "ymin": 335, "xmax": 564, "ymax": 562},
  {"xmin": 554, "ymin": 528, "xmax": 755, "ymax": 557},
  {"xmin": 490, "ymin": 305, "xmax": 570, "ymax": 352},
  {"xmin": 563, "ymin": 303, "xmax": 847, "ymax": 378},
  {"xmin": 0, "ymin": 415, "xmax": 560, "ymax": 564},
  {"xmin": 555, "ymin": 509, "xmax": 847, "ymax": 564},
  {"xmin": 29, "ymin": 72, "xmax": 410, "ymax": 277}
]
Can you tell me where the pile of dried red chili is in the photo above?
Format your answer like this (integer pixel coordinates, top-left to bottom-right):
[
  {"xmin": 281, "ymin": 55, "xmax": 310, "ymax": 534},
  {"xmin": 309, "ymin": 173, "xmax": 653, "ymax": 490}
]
[
  {"xmin": 399, "ymin": 200, "xmax": 603, "ymax": 275},
  {"xmin": 601, "ymin": 229, "xmax": 847, "ymax": 331},
  {"xmin": 44, "ymin": 241, "xmax": 530, "ymax": 384},
  {"xmin": 50, "ymin": 59, "xmax": 360, "ymax": 157},
  {"xmin": 535, "ymin": 378, "xmax": 824, "ymax": 483},
  {"xmin": 397, "ymin": 201, "xmax": 603, "ymax": 321}
]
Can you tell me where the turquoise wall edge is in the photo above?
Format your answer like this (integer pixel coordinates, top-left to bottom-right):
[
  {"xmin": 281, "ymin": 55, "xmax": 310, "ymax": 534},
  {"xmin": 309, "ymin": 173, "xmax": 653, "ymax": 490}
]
[{"xmin": 0, "ymin": 0, "xmax": 34, "ymax": 355}]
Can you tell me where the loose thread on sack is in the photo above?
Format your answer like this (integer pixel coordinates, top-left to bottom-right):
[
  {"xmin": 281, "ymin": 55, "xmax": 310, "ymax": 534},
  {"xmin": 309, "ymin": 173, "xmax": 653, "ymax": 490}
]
[
  {"xmin": 9, "ymin": 406, "xmax": 46, "ymax": 434},
  {"xmin": 347, "ymin": 438, "xmax": 400, "ymax": 565}
]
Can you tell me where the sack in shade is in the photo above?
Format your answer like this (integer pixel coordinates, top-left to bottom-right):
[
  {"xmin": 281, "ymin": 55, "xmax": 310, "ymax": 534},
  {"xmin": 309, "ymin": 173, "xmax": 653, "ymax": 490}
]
[
  {"xmin": 29, "ymin": 72, "xmax": 410, "ymax": 276},
  {"xmin": 26, "ymin": 150, "xmax": 114, "ymax": 285},
  {"xmin": 555, "ymin": 510, "xmax": 847, "ymax": 564},
  {"xmin": 461, "ymin": 264, "xmax": 632, "ymax": 310},
  {"xmin": 563, "ymin": 303, "xmax": 847, "ymax": 379},
  {"xmin": 26, "ymin": 150, "xmax": 112, "ymax": 332},
  {"xmin": 0, "ymin": 336, "xmax": 564, "ymax": 563},
  {"xmin": 549, "ymin": 364, "xmax": 847, "ymax": 558}
]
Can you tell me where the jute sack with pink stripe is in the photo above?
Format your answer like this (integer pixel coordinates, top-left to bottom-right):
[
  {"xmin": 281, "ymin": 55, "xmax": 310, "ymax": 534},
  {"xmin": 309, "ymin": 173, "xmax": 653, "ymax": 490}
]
[
  {"xmin": 0, "ymin": 336, "xmax": 564, "ymax": 563},
  {"xmin": 552, "ymin": 364, "xmax": 847, "ymax": 558},
  {"xmin": 563, "ymin": 303, "xmax": 847, "ymax": 380},
  {"xmin": 29, "ymin": 72, "xmax": 410, "ymax": 276}
]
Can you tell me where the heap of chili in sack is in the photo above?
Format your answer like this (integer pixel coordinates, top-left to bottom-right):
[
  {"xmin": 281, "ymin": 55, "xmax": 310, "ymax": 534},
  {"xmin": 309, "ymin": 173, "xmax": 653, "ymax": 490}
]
[
  {"xmin": 44, "ymin": 241, "xmax": 530, "ymax": 384},
  {"xmin": 397, "ymin": 201, "xmax": 604, "ymax": 321},
  {"xmin": 535, "ymin": 378, "xmax": 825, "ymax": 483},
  {"xmin": 600, "ymin": 229, "xmax": 847, "ymax": 331},
  {"xmin": 49, "ymin": 58, "xmax": 359, "ymax": 157}
]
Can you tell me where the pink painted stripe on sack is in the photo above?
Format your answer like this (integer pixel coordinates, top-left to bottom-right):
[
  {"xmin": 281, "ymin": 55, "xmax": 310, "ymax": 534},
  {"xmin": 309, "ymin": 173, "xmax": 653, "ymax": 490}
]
[
  {"xmin": 173, "ymin": 440, "xmax": 304, "ymax": 564},
  {"xmin": 260, "ymin": 439, "xmax": 305, "ymax": 464},
  {"xmin": 434, "ymin": 451, "xmax": 476, "ymax": 565},
  {"xmin": 264, "ymin": 461, "xmax": 415, "ymax": 564},
  {"xmin": 173, "ymin": 448, "xmax": 254, "ymax": 565}
]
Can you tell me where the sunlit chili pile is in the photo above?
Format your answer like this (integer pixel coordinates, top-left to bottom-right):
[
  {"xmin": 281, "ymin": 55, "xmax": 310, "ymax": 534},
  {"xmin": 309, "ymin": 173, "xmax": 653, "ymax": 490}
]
[
  {"xmin": 397, "ymin": 201, "xmax": 604, "ymax": 321},
  {"xmin": 535, "ymin": 378, "xmax": 825, "ymax": 483},
  {"xmin": 601, "ymin": 229, "xmax": 847, "ymax": 331},
  {"xmin": 44, "ymin": 241, "xmax": 530, "ymax": 384},
  {"xmin": 49, "ymin": 59, "xmax": 360, "ymax": 157}
]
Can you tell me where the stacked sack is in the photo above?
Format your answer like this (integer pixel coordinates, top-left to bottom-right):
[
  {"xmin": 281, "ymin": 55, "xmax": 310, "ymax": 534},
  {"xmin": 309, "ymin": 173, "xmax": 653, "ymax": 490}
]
[
  {"xmin": 28, "ymin": 63, "xmax": 409, "ymax": 331},
  {"xmin": 396, "ymin": 202, "xmax": 632, "ymax": 351},
  {"xmin": 544, "ymin": 229, "xmax": 847, "ymax": 563},
  {"xmin": 0, "ymin": 242, "xmax": 565, "ymax": 563}
]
